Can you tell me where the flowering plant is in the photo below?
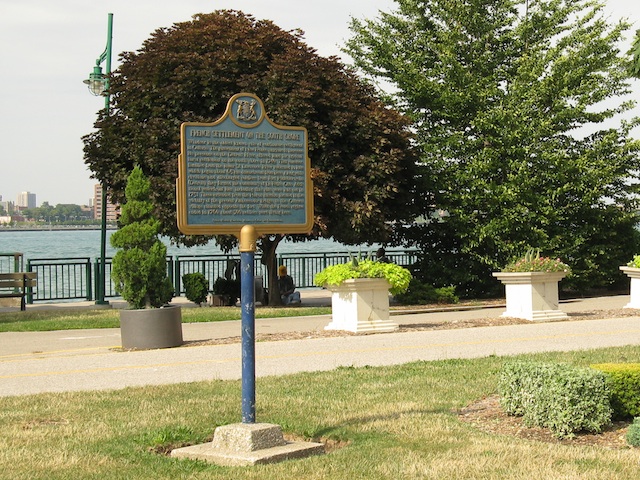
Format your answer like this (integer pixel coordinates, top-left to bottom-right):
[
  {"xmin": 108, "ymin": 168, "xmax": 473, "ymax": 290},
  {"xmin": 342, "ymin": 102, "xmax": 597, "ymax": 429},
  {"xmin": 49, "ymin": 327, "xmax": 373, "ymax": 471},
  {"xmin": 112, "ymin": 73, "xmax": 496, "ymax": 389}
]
[
  {"xmin": 502, "ymin": 249, "xmax": 571, "ymax": 274},
  {"xmin": 314, "ymin": 258, "xmax": 412, "ymax": 296},
  {"xmin": 627, "ymin": 255, "xmax": 640, "ymax": 268}
]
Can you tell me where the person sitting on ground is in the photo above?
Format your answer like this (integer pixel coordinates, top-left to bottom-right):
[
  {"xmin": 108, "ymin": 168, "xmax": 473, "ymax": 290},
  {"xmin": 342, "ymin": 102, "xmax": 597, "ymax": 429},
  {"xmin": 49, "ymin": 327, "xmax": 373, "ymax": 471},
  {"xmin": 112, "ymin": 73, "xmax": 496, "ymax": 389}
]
[
  {"xmin": 278, "ymin": 265, "xmax": 301, "ymax": 305},
  {"xmin": 376, "ymin": 247, "xmax": 392, "ymax": 263}
]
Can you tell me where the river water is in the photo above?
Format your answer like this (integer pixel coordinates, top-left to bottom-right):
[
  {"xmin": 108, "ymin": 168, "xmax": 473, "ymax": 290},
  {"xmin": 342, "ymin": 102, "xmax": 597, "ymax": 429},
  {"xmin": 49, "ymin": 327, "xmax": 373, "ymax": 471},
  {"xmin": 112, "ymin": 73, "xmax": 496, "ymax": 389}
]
[{"xmin": 0, "ymin": 229, "xmax": 379, "ymax": 261}]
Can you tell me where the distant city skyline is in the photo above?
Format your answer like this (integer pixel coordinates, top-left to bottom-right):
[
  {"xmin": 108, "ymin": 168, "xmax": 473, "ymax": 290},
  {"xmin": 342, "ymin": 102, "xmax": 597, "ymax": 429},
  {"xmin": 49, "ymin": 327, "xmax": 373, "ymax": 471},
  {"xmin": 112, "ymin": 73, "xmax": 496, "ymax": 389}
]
[
  {"xmin": 0, "ymin": 0, "xmax": 638, "ymax": 205},
  {"xmin": 0, "ymin": 190, "xmax": 92, "ymax": 208},
  {"xmin": 0, "ymin": 0, "xmax": 398, "ymax": 206},
  {"xmin": 1, "ymin": 186, "xmax": 113, "ymax": 224}
]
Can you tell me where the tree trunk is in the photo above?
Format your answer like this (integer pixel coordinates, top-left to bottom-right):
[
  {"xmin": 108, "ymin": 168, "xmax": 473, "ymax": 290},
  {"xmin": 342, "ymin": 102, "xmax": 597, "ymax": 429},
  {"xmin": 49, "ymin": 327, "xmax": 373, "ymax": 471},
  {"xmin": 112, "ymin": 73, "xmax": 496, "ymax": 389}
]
[{"xmin": 260, "ymin": 234, "xmax": 283, "ymax": 306}]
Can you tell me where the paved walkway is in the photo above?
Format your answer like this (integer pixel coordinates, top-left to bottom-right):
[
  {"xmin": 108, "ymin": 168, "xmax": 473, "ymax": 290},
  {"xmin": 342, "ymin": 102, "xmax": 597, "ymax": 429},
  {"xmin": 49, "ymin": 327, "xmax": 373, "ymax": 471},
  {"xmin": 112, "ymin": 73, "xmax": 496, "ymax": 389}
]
[{"xmin": 1, "ymin": 291, "xmax": 639, "ymax": 397}]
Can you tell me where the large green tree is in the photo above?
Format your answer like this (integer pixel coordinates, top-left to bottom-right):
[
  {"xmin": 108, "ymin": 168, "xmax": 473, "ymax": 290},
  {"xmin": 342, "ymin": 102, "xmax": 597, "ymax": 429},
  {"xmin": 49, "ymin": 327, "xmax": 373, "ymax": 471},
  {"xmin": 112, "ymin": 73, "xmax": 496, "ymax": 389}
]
[
  {"xmin": 347, "ymin": 0, "xmax": 640, "ymax": 295},
  {"xmin": 83, "ymin": 10, "xmax": 418, "ymax": 303}
]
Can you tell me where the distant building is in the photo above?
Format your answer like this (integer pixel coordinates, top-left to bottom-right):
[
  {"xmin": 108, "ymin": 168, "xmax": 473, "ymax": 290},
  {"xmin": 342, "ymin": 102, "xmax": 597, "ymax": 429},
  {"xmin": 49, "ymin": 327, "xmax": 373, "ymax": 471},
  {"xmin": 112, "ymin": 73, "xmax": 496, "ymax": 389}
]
[
  {"xmin": 93, "ymin": 184, "xmax": 119, "ymax": 221},
  {"xmin": 0, "ymin": 214, "xmax": 25, "ymax": 224},
  {"xmin": 80, "ymin": 205, "xmax": 93, "ymax": 218},
  {"xmin": 16, "ymin": 192, "xmax": 36, "ymax": 209},
  {"xmin": 0, "ymin": 199, "xmax": 13, "ymax": 214}
]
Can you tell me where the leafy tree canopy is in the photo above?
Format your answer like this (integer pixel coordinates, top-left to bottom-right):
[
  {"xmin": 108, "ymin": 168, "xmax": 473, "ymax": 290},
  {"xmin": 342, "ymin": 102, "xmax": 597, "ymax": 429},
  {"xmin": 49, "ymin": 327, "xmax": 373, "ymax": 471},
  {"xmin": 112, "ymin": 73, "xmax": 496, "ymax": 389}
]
[
  {"xmin": 347, "ymin": 0, "xmax": 640, "ymax": 295},
  {"xmin": 83, "ymin": 10, "xmax": 419, "ymax": 304},
  {"xmin": 83, "ymin": 10, "xmax": 418, "ymax": 248}
]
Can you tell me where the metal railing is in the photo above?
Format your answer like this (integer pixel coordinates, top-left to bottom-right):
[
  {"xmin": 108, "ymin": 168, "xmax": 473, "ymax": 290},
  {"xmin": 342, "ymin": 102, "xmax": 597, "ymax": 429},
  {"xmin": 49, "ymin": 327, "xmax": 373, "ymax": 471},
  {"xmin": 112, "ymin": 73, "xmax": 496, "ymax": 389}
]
[
  {"xmin": 0, "ymin": 253, "xmax": 29, "ymax": 302},
  {"xmin": 0, "ymin": 253, "xmax": 23, "ymax": 274},
  {"xmin": 0, "ymin": 249, "xmax": 418, "ymax": 304},
  {"xmin": 27, "ymin": 258, "xmax": 93, "ymax": 302}
]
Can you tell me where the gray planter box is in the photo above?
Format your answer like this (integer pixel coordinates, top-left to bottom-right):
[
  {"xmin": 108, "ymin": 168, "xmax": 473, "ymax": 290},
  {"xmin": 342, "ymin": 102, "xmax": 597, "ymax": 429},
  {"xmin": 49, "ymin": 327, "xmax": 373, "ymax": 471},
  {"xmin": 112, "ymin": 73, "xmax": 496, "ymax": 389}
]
[{"xmin": 120, "ymin": 305, "xmax": 183, "ymax": 350}]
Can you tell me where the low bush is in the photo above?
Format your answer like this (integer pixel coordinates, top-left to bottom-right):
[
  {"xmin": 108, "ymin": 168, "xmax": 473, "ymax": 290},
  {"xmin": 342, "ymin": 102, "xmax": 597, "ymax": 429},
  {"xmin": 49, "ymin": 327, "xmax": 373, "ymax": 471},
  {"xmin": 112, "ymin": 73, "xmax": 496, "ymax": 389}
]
[
  {"xmin": 591, "ymin": 363, "xmax": 640, "ymax": 420},
  {"xmin": 182, "ymin": 272, "xmax": 209, "ymax": 306},
  {"xmin": 394, "ymin": 280, "xmax": 459, "ymax": 305},
  {"xmin": 499, "ymin": 360, "xmax": 612, "ymax": 438},
  {"xmin": 498, "ymin": 360, "xmax": 543, "ymax": 416},
  {"xmin": 627, "ymin": 417, "xmax": 640, "ymax": 447}
]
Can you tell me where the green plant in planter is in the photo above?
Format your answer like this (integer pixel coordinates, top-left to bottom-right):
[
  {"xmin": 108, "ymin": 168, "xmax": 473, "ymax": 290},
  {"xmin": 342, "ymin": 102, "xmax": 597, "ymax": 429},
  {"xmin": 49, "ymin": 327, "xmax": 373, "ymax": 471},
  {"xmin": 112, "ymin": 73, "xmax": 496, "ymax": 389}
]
[
  {"xmin": 182, "ymin": 272, "xmax": 209, "ymax": 306},
  {"xmin": 502, "ymin": 248, "xmax": 571, "ymax": 274},
  {"xmin": 110, "ymin": 166, "xmax": 174, "ymax": 309},
  {"xmin": 314, "ymin": 258, "xmax": 412, "ymax": 296},
  {"xmin": 627, "ymin": 255, "xmax": 640, "ymax": 268}
]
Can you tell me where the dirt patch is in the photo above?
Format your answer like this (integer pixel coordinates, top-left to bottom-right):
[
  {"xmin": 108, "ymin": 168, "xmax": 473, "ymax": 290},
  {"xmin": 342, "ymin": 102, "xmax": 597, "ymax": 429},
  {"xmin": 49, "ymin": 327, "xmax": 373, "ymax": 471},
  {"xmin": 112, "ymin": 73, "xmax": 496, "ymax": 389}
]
[
  {"xmin": 457, "ymin": 394, "xmax": 633, "ymax": 450},
  {"xmin": 185, "ymin": 328, "xmax": 358, "ymax": 347},
  {"xmin": 185, "ymin": 307, "xmax": 639, "ymax": 347}
]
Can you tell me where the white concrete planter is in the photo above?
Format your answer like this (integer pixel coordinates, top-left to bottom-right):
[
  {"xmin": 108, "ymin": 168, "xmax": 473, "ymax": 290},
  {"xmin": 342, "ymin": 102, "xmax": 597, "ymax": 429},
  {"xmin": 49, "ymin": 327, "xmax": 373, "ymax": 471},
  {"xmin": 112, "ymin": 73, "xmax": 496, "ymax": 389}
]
[
  {"xmin": 324, "ymin": 278, "xmax": 398, "ymax": 333},
  {"xmin": 492, "ymin": 271, "xmax": 568, "ymax": 321},
  {"xmin": 619, "ymin": 266, "xmax": 640, "ymax": 309}
]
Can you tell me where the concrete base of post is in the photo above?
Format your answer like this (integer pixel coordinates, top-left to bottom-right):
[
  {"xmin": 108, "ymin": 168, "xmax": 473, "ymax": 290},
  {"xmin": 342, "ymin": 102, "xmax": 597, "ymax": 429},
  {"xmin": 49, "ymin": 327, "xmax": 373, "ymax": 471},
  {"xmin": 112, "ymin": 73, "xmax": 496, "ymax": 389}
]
[{"xmin": 171, "ymin": 423, "xmax": 324, "ymax": 466}]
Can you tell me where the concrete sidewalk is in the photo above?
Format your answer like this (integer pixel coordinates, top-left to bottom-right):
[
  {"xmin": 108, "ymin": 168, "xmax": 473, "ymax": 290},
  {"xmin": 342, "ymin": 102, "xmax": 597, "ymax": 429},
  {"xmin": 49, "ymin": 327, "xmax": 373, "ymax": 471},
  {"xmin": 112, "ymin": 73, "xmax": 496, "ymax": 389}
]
[{"xmin": 1, "ymin": 292, "xmax": 639, "ymax": 397}]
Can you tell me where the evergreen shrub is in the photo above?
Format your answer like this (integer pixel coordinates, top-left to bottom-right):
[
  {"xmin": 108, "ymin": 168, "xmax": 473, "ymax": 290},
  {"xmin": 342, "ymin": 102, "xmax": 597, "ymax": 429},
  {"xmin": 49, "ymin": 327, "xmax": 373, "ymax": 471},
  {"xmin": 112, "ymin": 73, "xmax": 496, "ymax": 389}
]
[
  {"xmin": 499, "ymin": 360, "xmax": 612, "ymax": 438},
  {"xmin": 591, "ymin": 363, "xmax": 640, "ymax": 419},
  {"xmin": 110, "ymin": 166, "xmax": 174, "ymax": 309},
  {"xmin": 182, "ymin": 272, "xmax": 209, "ymax": 306}
]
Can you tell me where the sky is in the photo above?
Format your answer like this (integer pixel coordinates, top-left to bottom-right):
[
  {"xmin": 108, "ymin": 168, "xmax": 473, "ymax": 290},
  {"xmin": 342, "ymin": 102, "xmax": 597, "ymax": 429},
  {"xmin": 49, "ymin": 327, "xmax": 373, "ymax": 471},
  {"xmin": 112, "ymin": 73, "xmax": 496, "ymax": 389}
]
[{"xmin": 0, "ymin": 0, "xmax": 639, "ymax": 207}]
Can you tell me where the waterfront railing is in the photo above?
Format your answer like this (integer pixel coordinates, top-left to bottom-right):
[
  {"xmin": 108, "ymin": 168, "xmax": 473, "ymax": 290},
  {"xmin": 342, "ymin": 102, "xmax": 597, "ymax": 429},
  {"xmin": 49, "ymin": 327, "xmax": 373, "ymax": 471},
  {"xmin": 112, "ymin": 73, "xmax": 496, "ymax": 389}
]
[
  {"xmin": 1, "ymin": 249, "xmax": 418, "ymax": 304},
  {"xmin": 28, "ymin": 258, "xmax": 93, "ymax": 302}
]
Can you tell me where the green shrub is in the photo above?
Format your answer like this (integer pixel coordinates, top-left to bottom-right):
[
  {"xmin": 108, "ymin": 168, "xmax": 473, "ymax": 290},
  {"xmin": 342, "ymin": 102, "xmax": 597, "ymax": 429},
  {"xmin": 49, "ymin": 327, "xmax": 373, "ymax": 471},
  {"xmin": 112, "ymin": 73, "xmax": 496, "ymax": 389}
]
[
  {"xmin": 498, "ymin": 361, "xmax": 544, "ymax": 416},
  {"xmin": 627, "ymin": 417, "xmax": 640, "ymax": 447},
  {"xmin": 394, "ymin": 280, "xmax": 459, "ymax": 305},
  {"xmin": 110, "ymin": 166, "xmax": 174, "ymax": 309},
  {"xmin": 591, "ymin": 363, "xmax": 640, "ymax": 419},
  {"xmin": 182, "ymin": 273, "xmax": 209, "ymax": 306},
  {"xmin": 499, "ymin": 361, "xmax": 612, "ymax": 438}
]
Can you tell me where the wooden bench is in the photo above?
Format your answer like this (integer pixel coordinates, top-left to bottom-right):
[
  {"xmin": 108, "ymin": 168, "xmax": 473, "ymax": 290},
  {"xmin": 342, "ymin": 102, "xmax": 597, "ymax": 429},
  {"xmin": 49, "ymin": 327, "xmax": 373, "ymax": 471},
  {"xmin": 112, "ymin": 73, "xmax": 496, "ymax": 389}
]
[{"xmin": 0, "ymin": 272, "xmax": 37, "ymax": 311}]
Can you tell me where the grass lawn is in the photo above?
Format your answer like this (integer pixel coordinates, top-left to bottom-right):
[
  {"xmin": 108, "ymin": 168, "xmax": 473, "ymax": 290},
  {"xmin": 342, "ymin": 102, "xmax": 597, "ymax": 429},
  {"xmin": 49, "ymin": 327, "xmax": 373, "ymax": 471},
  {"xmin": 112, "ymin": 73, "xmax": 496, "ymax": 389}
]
[
  {"xmin": 0, "ymin": 305, "xmax": 331, "ymax": 332},
  {"xmin": 1, "ymin": 347, "xmax": 640, "ymax": 479}
]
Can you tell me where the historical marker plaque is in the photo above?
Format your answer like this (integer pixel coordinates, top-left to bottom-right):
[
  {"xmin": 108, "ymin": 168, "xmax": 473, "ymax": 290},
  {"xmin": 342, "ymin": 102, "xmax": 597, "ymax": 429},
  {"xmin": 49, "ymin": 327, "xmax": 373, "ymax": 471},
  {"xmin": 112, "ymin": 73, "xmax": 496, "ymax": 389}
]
[{"xmin": 177, "ymin": 93, "xmax": 313, "ymax": 236}]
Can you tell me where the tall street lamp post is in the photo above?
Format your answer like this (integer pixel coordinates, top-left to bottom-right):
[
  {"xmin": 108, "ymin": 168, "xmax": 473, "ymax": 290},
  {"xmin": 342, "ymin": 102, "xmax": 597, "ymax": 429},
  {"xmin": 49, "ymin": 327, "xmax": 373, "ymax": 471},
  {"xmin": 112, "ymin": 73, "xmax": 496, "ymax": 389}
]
[{"xmin": 84, "ymin": 13, "xmax": 113, "ymax": 305}]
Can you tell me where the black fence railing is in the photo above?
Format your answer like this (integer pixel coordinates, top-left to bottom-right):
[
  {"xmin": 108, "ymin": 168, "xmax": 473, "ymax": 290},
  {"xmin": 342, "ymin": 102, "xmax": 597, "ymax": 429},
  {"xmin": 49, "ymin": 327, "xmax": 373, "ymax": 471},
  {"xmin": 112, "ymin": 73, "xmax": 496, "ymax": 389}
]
[
  {"xmin": 0, "ymin": 252, "xmax": 23, "ymax": 274},
  {"xmin": 0, "ymin": 249, "xmax": 418, "ymax": 304},
  {"xmin": 27, "ymin": 258, "xmax": 93, "ymax": 302}
]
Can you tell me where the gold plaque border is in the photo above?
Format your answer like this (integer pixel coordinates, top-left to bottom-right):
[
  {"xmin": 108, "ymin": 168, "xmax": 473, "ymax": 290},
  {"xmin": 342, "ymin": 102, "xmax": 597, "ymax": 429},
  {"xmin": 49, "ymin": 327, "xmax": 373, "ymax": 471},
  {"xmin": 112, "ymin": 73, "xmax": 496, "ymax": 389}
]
[{"xmin": 176, "ymin": 93, "xmax": 314, "ymax": 238}]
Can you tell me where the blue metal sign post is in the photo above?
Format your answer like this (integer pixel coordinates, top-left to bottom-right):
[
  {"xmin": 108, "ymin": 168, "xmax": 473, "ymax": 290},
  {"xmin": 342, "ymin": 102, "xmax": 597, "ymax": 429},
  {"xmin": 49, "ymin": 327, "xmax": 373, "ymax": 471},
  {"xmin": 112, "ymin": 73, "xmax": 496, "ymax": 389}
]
[
  {"xmin": 239, "ymin": 225, "xmax": 257, "ymax": 423},
  {"xmin": 176, "ymin": 94, "xmax": 313, "ymax": 425},
  {"xmin": 172, "ymin": 95, "xmax": 323, "ymax": 465}
]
